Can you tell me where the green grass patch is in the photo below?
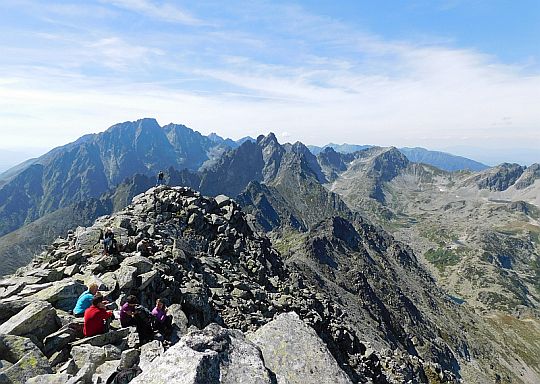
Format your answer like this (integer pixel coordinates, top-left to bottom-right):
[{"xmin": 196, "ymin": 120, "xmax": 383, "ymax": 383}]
[
  {"xmin": 272, "ymin": 230, "xmax": 307, "ymax": 258},
  {"xmin": 424, "ymin": 247, "xmax": 461, "ymax": 271}
]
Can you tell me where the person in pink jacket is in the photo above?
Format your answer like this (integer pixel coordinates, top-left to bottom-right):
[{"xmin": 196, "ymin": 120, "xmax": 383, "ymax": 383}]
[{"xmin": 151, "ymin": 298, "xmax": 173, "ymax": 336}]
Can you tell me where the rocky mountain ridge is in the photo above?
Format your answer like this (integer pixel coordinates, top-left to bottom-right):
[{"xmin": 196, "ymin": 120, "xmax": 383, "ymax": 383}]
[{"xmin": 0, "ymin": 185, "xmax": 521, "ymax": 383}]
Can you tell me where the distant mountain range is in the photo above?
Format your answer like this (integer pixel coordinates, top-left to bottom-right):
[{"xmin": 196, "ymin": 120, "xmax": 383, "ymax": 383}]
[
  {"xmin": 308, "ymin": 144, "xmax": 489, "ymax": 172},
  {"xmin": 0, "ymin": 119, "xmax": 526, "ymax": 277}
]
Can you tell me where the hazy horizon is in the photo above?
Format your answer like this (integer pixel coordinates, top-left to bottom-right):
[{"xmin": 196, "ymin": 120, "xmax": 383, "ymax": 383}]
[{"xmin": 0, "ymin": 118, "xmax": 537, "ymax": 173}]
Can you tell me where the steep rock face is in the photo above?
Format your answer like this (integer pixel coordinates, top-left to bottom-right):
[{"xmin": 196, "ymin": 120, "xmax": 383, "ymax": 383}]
[
  {"xmin": 199, "ymin": 140, "xmax": 265, "ymax": 197},
  {"xmin": 515, "ymin": 163, "xmax": 540, "ymax": 190},
  {"xmin": 258, "ymin": 133, "xmax": 286, "ymax": 182},
  {"xmin": 0, "ymin": 164, "xmax": 44, "ymax": 235},
  {"xmin": 329, "ymin": 146, "xmax": 411, "ymax": 208},
  {"xmin": 472, "ymin": 163, "xmax": 525, "ymax": 191},
  {"xmin": 237, "ymin": 182, "xmax": 306, "ymax": 232}
]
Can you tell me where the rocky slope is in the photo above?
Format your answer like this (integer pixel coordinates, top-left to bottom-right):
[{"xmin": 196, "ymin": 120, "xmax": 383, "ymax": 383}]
[{"xmin": 0, "ymin": 185, "xmax": 521, "ymax": 383}]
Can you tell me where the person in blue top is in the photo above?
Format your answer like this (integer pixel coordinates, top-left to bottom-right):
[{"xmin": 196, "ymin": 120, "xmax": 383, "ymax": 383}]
[{"xmin": 73, "ymin": 282, "xmax": 99, "ymax": 317}]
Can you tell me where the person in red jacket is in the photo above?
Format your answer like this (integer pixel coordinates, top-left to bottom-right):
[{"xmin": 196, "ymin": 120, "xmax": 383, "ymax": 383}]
[{"xmin": 83, "ymin": 295, "xmax": 113, "ymax": 337}]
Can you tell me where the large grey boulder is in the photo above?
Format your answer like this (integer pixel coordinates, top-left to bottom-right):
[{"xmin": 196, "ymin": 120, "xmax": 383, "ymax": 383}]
[
  {"xmin": 74, "ymin": 226, "xmax": 102, "ymax": 252},
  {"xmin": 0, "ymin": 301, "xmax": 60, "ymax": 341},
  {"xmin": 0, "ymin": 334, "xmax": 52, "ymax": 383},
  {"xmin": 43, "ymin": 325, "xmax": 80, "ymax": 357},
  {"xmin": 121, "ymin": 255, "xmax": 153, "ymax": 274},
  {"xmin": 249, "ymin": 312, "xmax": 353, "ymax": 384},
  {"xmin": 0, "ymin": 300, "xmax": 29, "ymax": 324},
  {"xmin": 132, "ymin": 323, "xmax": 273, "ymax": 384},
  {"xmin": 29, "ymin": 280, "xmax": 86, "ymax": 311},
  {"xmin": 117, "ymin": 265, "xmax": 137, "ymax": 290},
  {"xmin": 71, "ymin": 344, "xmax": 121, "ymax": 370},
  {"xmin": 138, "ymin": 340, "xmax": 164, "ymax": 372}
]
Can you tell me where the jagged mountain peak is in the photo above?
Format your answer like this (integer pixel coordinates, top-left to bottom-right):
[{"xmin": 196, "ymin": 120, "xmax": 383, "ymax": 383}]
[{"xmin": 257, "ymin": 132, "xmax": 279, "ymax": 146}]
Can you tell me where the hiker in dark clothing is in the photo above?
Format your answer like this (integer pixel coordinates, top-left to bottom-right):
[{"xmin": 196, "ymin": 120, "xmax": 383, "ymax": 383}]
[
  {"xmin": 156, "ymin": 170, "xmax": 165, "ymax": 186},
  {"xmin": 119, "ymin": 295, "xmax": 154, "ymax": 343},
  {"xmin": 103, "ymin": 228, "xmax": 114, "ymax": 255}
]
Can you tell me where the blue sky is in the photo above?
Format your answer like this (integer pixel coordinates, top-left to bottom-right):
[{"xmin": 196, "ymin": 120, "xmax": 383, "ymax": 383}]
[{"xmin": 0, "ymin": 0, "xmax": 539, "ymax": 165}]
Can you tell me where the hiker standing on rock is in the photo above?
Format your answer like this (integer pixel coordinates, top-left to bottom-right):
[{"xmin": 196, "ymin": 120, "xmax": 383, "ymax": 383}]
[
  {"xmin": 156, "ymin": 170, "xmax": 165, "ymax": 186},
  {"xmin": 103, "ymin": 227, "xmax": 114, "ymax": 255},
  {"xmin": 73, "ymin": 282, "xmax": 99, "ymax": 317}
]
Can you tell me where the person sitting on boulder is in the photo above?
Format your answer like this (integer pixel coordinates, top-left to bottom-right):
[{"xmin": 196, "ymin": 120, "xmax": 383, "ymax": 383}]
[
  {"xmin": 83, "ymin": 294, "xmax": 113, "ymax": 337},
  {"xmin": 136, "ymin": 238, "xmax": 153, "ymax": 257},
  {"xmin": 73, "ymin": 282, "xmax": 99, "ymax": 318},
  {"xmin": 151, "ymin": 298, "xmax": 173, "ymax": 337},
  {"xmin": 120, "ymin": 295, "xmax": 154, "ymax": 343}
]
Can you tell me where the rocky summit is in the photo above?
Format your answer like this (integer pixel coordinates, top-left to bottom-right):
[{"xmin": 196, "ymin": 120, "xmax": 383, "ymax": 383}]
[{"xmin": 0, "ymin": 185, "xmax": 529, "ymax": 383}]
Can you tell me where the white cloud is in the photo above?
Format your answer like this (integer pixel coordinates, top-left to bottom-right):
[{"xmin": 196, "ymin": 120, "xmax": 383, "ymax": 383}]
[{"xmin": 104, "ymin": 0, "xmax": 202, "ymax": 25}]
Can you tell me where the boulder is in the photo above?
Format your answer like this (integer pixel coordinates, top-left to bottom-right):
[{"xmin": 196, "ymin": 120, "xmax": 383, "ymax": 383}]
[
  {"xmin": 0, "ymin": 300, "xmax": 29, "ymax": 323},
  {"xmin": 0, "ymin": 334, "xmax": 52, "ymax": 383},
  {"xmin": 132, "ymin": 323, "xmax": 273, "ymax": 384},
  {"xmin": 119, "ymin": 348, "xmax": 140, "ymax": 369},
  {"xmin": 249, "ymin": 312, "xmax": 353, "ymax": 384},
  {"xmin": 26, "ymin": 373, "xmax": 72, "ymax": 383},
  {"xmin": 30, "ymin": 280, "xmax": 86, "ymax": 311},
  {"xmin": 121, "ymin": 255, "xmax": 153, "ymax": 274},
  {"xmin": 92, "ymin": 360, "xmax": 120, "ymax": 384},
  {"xmin": 63, "ymin": 264, "xmax": 80, "ymax": 277},
  {"xmin": 167, "ymin": 304, "xmax": 189, "ymax": 336},
  {"xmin": 65, "ymin": 250, "xmax": 85, "ymax": 266},
  {"xmin": 0, "ymin": 301, "xmax": 60, "ymax": 341},
  {"xmin": 71, "ymin": 328, "xmax": 130, "ymax": 348},
  {"xmin": 139, "ymin": 270, "xmax": 158, "ymax": 290},
  {"xmin": 130, "ymin": 341, "xmax": 219, "ymax": 384},
  {"xmin": 0, "ymin": 283, "xmax": 25, "ymax": 300},
  {"xmin": 117, "ymin": 265, "xmax": 138, "ymax": 290},
  {"xmin": 24, "ymin": 269, "xmax": 64, "ymax": 284},
  {"xmin": 49, "ymin": 348, "xmax": 70, "ymax": 367},
  {"xmin": 74, "ymin": 226, "xmax": 102, "ymax": 252},
  {"xmin": 214, "ymin": 195, "xmax": 231, "ymax": 208},
  {"xmin": 71, "ymin": 344, "xmax": 108, "ymax": 369},
  {"xmin": 66, "ymin": 362, "xmax": 96, "ymax": 384},
  {"xmin": 43, "ymin": 325, "xmax": 79, "ymax": 357},
  {"xmin": 138, "ymin": 340, "xmax": 164, "ymax": 372}
]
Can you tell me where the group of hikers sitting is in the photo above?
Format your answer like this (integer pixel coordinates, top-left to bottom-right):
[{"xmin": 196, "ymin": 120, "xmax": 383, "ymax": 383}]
[{"xmin": 73, "ymin": 283, "xmax": 173, "ymax": 343}]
